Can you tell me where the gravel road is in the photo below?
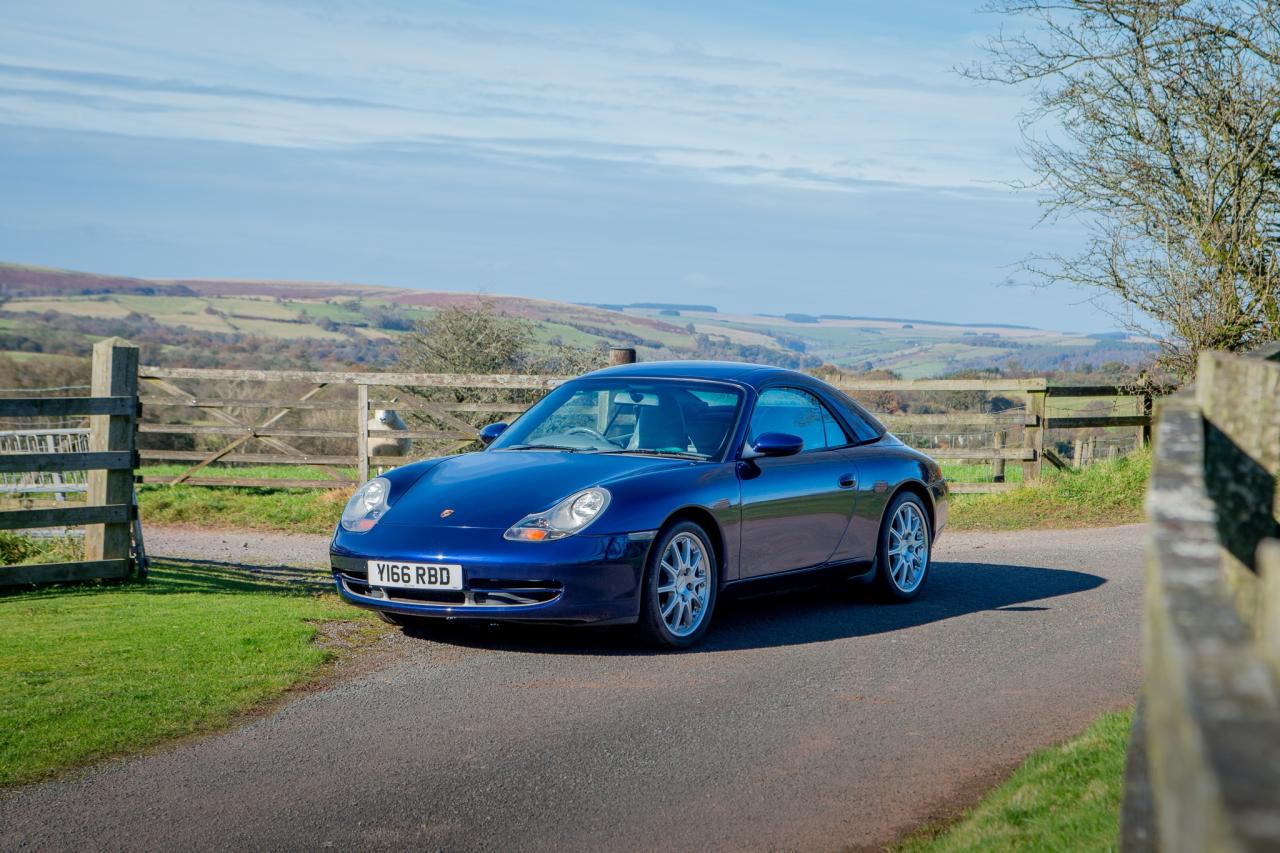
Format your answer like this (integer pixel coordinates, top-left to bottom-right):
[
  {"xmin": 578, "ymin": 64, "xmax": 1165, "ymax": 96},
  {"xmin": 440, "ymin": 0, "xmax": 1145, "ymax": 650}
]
[{"xmin": 2, "ymin": 524, "xmax": 1145, "ymax": 851}]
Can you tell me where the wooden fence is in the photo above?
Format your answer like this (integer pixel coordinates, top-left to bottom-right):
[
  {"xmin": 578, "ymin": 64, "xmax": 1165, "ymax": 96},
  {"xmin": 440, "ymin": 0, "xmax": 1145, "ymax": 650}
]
[
  {"xmin": 830, "ymin": 376, "xmax": 1153, "ymax": 491},
  {"xmin": 133, "ymin": 360, "xmax": 1153, "ymax": 494},
  {"xmin": 1121, "ymin": 344, "xmax": 1280, "ymax": 851},
  {"xmin": 0, "ymin": 339, "xmax": 140, "ymax": 586}
]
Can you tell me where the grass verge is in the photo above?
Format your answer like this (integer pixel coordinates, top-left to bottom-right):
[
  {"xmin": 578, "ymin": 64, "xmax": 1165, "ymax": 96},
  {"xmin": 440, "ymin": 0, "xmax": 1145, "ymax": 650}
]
[
  {"xmin": 948, "ymin": 449, "xmax": 1149, "ymax": 532},
  {"xmin": 900, "ymin": 708, "xmax": 1132, "ymax": 852},
  {"xmin": 0, "ymin": 562, "xmax": 377, "ymax": 787}
]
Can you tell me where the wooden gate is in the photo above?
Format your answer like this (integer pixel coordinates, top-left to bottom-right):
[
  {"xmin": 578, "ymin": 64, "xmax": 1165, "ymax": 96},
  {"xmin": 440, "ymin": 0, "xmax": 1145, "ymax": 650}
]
[{"xmin": 0, "ymin": 339, "xmax": 141, "ymax": 586}]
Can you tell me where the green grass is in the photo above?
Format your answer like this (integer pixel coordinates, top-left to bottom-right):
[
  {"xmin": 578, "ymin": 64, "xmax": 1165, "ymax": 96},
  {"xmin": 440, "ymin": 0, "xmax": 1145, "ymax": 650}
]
[
  {"xmin": 140, "ymin": 483, "xmax": 345, "ymax": 534},
  {"xmin": 227, "ymin": 316, "xmax": 348, "ymax": 340},
  {"xmin": 142, "ymin": 463, "xmax": 357, "ymax": 481},
  {"xmin": 949, "ymin": 448, "xmax": 1149, "ymax": 532},
  {"xmin": 940, "ymin": 462, "xmax": 1025, "ymax": 485},
  {"xmin": 0, "ymin": 562, "xmax": 376, "ymax": 787},
  {"xmin": 900, "ymin": 709, "xmax": 1132, "ymax": 852},
  {"xmin": 282, "ymin": 298, "xmax": 368, "ymax": 324},
  {"xmin": 0, "ymin": 531, "xmax": 83, "ymax": 565},
  {"xmin": 139, "ymin": 463, "xmax": 356, "ymax": 533}
]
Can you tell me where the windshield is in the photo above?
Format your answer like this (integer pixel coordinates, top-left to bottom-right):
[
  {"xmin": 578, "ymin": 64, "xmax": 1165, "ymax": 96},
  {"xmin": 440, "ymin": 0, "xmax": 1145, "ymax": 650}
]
[{"xmin": 490, "ymin": 378, "xmax": 744, "ymax": 459}]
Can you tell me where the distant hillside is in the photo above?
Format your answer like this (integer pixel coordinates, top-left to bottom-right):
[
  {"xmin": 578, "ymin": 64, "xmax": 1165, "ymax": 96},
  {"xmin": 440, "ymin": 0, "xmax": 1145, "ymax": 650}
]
[{"xmin": 0, "ymin": 262, "xmax": 1155, "ymax": 376}]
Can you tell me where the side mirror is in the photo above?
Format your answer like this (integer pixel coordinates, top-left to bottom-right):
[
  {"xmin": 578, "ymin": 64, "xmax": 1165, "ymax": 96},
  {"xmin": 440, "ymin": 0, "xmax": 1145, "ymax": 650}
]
[
  {"xmin": 479, "ymin": 422, "xmax": 509, "ymax": 447},
  {"xmin": 745, "ymin": 432, "xmax": 804, "ymax": 459}
]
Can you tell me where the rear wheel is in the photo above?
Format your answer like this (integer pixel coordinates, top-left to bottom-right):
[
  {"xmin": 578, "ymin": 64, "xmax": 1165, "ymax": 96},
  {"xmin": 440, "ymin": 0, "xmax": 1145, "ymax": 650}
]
[
  {"xmin": 872, "ymin": 492, "xmax": 932, "ymax": 601},
  {"xmin": 636, "ymin": 521, "xmax": 718, "ymax": 649}
]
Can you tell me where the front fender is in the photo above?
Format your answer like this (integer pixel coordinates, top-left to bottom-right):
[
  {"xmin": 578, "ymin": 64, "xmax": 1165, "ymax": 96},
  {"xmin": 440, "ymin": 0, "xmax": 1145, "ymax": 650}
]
[{"xmin": 593, "ymin": 461, "xmax": 742, "ymax": 580}]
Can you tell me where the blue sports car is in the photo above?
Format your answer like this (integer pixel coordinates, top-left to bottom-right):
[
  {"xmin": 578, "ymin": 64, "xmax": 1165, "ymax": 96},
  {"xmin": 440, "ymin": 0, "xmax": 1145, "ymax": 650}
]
[{"xmin": 332, "ymin": 361, "xmax": 948, "ymax": 647}]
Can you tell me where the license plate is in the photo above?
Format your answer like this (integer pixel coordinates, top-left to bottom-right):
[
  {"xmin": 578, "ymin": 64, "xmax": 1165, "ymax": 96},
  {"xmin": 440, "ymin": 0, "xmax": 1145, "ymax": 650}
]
[{"xmin": 367, "ymin": 560, "xmax": 463, "ymax": 591}]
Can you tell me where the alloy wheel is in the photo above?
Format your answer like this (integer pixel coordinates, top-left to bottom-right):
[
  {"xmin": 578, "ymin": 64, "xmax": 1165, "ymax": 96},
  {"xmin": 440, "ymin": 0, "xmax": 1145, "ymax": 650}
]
[
  {"xmin": 887, "ymin": 501, "xmax": 929, "ymax": 593},
  {"xmin": 657, "ymin": 532, "xmax": 711, "ymax": 637}
]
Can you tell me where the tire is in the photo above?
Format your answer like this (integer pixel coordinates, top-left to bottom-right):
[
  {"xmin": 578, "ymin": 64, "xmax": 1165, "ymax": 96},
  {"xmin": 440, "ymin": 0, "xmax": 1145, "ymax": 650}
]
[
  {"xmin": 636, "ymin": 521, "xmax": 718, "ymax": 649},
  {"xmin": 872, "ymin": 492, "xmax": 932, "ymax": 602}
]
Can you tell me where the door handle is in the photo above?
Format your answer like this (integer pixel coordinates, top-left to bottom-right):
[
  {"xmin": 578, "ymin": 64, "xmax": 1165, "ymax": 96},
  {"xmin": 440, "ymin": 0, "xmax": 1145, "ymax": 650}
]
[{"xmin": 838, "ymin": 473, "xmax": 857, "ymax": 489}]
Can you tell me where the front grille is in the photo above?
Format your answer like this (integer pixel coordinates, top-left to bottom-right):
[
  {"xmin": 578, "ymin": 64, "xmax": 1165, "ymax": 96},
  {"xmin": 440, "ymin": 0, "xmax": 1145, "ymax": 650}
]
[{"xmin": 469, "ymin": 578, "xmax": 562, "ymax": 606}]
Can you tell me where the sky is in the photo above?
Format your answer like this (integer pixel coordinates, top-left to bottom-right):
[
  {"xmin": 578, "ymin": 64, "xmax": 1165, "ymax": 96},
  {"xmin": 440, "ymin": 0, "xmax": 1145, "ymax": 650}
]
[{"xmin": 0, "ymin": 1, "xmax": 1116, "ymax": 332}]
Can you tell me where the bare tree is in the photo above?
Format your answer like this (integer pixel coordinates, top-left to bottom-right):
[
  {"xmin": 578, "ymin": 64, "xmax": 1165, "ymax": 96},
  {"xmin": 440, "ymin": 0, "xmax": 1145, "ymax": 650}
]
[
  {"xmin": 966, "ymin": 0, "xmax": 1280, "ymax": 375},
  {"xmin": 397, "ymin": 299, "xmax": 605, "ymax": 452}
]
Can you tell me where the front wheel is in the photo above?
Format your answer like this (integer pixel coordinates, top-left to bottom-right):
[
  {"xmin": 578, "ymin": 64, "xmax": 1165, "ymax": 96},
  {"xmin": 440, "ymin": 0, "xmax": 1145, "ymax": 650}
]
[
  {"xmin": 872, "ymin": 492, "xmax": 932, "ymax": 601},
  {"xmin": 636, "ymin": 521, "xmax": 718, "ymax": 648}
]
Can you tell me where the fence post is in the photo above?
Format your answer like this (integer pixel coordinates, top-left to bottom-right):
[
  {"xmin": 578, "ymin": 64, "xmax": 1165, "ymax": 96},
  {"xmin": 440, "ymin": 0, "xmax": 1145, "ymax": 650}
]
[
  {"xmin": 1023, "ymin": 389, "xmax": 1046, "ymax": 481},
  {"xmin": 1137, "ymin": 391, "xmax": 1153, "ymax": 449},
  {"xmin": 46, "ymin": 433, "xmax": 66, "ymax": 503},
  {"xmin": 84, "ymin": 338, "xmax": 138, "ymax": 576},
  {"xmin": 992, "ymin": 429, "xmax": 1005, "ymax": 483},
  {"xmin": 357, "ymin": 384, "xmax": 370, "ymax": 484},
  {"xmin": 609, "ymin": 347, "xmax": 637, "ymax": 366}
]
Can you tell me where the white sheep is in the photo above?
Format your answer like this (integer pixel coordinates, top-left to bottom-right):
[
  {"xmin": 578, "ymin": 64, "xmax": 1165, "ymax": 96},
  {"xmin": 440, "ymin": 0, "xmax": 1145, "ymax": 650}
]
[{"xmin": 367, "ymin": 408, "xmax": 410, "ymax": 474}]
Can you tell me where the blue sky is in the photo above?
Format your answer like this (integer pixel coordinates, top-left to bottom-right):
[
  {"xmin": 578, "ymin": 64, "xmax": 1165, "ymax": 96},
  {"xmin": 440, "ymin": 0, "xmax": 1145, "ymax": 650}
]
[{"xmin": 0, "ymin": 1, "xmax": 1113, "ymax": 331}]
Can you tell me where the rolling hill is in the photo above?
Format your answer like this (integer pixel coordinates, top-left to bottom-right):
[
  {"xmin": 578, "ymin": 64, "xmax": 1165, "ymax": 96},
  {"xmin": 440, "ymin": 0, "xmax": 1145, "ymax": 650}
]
[{"xmin": 0, "ymin": 262, "xmax": 1154, "ymax": 377}]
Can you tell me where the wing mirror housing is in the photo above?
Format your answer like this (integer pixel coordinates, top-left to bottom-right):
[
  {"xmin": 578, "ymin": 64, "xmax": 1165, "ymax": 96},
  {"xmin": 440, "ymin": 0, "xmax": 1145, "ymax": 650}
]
[
  {"xmin": 479, "ymin": 422, "xmax": 509, "ymax": 446},
  {"xmin": 744, "ymin": 432, "xmax": 804, "ymax": 459}
]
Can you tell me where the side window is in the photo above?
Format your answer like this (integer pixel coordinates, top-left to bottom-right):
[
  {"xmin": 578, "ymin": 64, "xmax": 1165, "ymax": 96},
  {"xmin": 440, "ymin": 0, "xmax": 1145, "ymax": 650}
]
[
  {"xmin": 749, "ymin": 387, "xmax": 846, "ymax": 452},
  {"xmin": 820, "ymin": 405, "xmax": 851, "ymax": 446},
  {"xmin": 835, "ymin": 393, "xmax": 883, "ymax": 442}
]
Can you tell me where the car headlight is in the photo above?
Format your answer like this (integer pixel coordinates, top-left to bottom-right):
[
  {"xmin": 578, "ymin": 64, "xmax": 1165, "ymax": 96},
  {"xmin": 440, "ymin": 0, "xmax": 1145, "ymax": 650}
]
[
  {"xmin": 340, "ymin": 477, "xmax": 392, "ymax": 532},
  {"xmin": 504, "ymin": 487, "xmax": 611, "ymax": 541}
]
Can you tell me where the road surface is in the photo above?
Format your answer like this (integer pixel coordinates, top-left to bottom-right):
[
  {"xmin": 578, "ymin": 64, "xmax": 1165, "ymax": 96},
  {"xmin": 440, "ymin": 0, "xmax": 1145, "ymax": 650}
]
[{"xmin": 1, "ymin": 524, "xmax": 1145, "ymax": 851}]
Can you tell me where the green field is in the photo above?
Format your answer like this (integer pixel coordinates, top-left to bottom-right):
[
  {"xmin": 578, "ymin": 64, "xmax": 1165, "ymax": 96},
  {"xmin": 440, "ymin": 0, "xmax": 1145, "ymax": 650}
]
[
  {"xmin": 0, "ymin": 262, "xmax": 1155, "ymax": 376},
  {"xmin": 0, "ymin": 563, "xmax": 377, "ymax": 787},
  {"xmin": 901, "ymin": 709, "xmax": 1132, "ymax": 851},
  {"xmin": 628, "ymin": 306, "xmax": 1138, "ymax": 376}
]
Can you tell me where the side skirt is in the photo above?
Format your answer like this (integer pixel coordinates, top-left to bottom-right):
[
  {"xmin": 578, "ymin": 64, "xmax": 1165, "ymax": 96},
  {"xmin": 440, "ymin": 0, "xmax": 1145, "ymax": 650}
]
[{"xmin": 721, "ymin": 559, "xmax": 874, "ymax": 600}]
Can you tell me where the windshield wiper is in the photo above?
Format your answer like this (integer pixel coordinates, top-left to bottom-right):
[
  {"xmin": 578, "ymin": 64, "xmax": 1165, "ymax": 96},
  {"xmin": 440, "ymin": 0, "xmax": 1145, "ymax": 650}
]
[
  {"xmin": 597, "ymin": 448, "xmax": 705, "ymax": 460},
  {"xmin": 503, "ymin": 443, "xmax": 585, "ymax": 453}
]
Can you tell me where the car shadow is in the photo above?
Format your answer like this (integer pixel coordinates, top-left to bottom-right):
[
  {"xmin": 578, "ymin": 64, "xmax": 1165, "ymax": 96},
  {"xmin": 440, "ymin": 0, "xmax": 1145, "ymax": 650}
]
[{"xmin": 397, "ymin": 559, "xmax": 1106, "ymax": 654}]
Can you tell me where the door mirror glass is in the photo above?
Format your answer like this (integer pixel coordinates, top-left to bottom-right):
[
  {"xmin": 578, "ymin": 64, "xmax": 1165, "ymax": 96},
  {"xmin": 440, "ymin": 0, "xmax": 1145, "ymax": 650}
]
[
  {"xmin": 747, "ymin": 431, "xmax": 804, "ymax": 458},
  {"xmin": 479, "ymin": 422, "xmax": 509, "ymax": 446}
]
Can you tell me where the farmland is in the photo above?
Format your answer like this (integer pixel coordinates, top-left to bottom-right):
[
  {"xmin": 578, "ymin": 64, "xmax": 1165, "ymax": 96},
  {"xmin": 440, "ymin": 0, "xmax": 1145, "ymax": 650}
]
[{"xmin": 0, "ymin": 262, "xmax": 1154, "ymax": 375}]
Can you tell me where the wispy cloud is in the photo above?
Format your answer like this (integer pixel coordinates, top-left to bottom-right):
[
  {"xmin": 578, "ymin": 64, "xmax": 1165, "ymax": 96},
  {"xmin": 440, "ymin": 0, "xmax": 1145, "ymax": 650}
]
[{"xmin": 0, "ymin": 0, "xmax": 1025, "ymax": 192}]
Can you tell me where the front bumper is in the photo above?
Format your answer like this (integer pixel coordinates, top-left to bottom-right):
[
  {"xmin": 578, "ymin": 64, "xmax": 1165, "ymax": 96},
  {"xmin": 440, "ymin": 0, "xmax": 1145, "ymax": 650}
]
[
  {"xmin": 930, "ymin": 477, "xmax": 949, "ymax": 538},
  {"xmin": 330, "ymin": 525, "xmax": 654, "ymax": 625}
]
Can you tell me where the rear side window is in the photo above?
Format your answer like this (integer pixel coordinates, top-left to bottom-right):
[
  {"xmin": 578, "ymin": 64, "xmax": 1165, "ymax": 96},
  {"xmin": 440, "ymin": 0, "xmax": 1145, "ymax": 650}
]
[
  {"xmin": 834, "ymin": 393, "xmax": 885, "ymax": 442},
  {"xmin": 748, "ymin": 387, "xmax": 848, "ymax": 452}
]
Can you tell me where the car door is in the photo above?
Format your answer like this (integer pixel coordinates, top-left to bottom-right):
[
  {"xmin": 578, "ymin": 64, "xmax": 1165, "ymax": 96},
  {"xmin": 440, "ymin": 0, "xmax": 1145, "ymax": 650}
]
[
  {"xmin": 825, "ymin": 401, "xmax": 886, "ymax": 565},
  {"xmin": 737, "ymin": 386, "xmax": 859, "ymax": 578}
]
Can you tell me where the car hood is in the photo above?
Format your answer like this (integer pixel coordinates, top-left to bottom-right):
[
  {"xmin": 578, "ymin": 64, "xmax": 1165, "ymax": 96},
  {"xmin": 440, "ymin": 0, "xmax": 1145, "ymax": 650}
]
[{"xmin": 380, "ymin": 449, "xmax": 691, "ymax": 530}]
